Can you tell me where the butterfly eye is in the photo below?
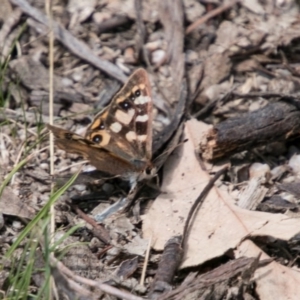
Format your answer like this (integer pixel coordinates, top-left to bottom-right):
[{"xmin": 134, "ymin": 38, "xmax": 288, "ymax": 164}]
[
  {"xmin": 119, "ymin": 100, "xmax": 132, "ymax": 111},
  {"xmin": 135, "ymin": 90, "xmax": 141, "ymax": 97},
  {"xmin": 92, "ymin": 135, "xmax": 102, "ymax": 143},
  {"xmin": 145, "ymin": 167, "xmax": 152, "ymax": 175}
]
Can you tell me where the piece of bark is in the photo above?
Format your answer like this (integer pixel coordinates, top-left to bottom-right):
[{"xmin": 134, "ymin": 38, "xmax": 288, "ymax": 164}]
[
  {"xmin": 159, "ymin": 256, "xmax": 271, "ymax": 300},
  {"xmin": 115, "ymin": 256, "xmax": 139, "ymax": 280},
  {"xmin": 148, "ymin": 236, "xmax": 183, "ymax": 300},
  {"xmin": 152, "ymin": 81, "xmax": 187, "ymax": 158},
  {"xmin": 278, "ymin": 182, "xmax": 300, "ymax": 198},
  {"xmin": 159, "ymin": 0, "xmax": 184, "ymax": 104},
  {"xmin": 96, "ymin": 15, "xmax": 131, "ymax": 34},
  {"xmin": 257, "ymin": 195, "xmax": 298, "ymax": 213},
  {"xmin": 199, "ymin": 101, "xmax": 300, "ymax": 161}
]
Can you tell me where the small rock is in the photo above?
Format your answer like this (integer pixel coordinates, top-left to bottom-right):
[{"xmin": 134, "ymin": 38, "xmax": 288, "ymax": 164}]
[
  {"xmin": 289, "ymin": 154, "xmax": 300, "ymax": 174},
  {"xmin": 185, "ymin": 49, "xmax": 199, "ymax": 64},
  {"xmin": 89, "ymin": 237, "xmax": 103, "ymax": 250},
  {"xmin": 72, "ymin": 71, "xmax": 83, "ymax": 82},
  {"xmin": 151, "ymin": 49, "xmax": 166, "ymax": 65},
  {"xmin": 92, "ymin": 12, "xmax": 111, "ymax": 24},
  {"xmin": 39, "ymin": 152, "xmax": 48, "ymax": 161},
  {"xmin": 12, "ymin": 220, "xmax": 23, "ymax": 231},
  {"xmin": 73, "ymin": 184, "xmax": 87, "ymax": 192},
  {"xmin": 61, "ymin": 77, "xmax": 73, "ymax": 87},
  {"xmin": 270, "ymin": 165, "xmax": 288, "ymax": 180},
  {"xmin": 145, "ymin": 40, "xmax": 164, "ymax": 51},
  {"xmin": 123, "ymin": 47, "xmax": 136, "ymax": 64},
  {"xmin": 40, "ymin": 163, "xmax": 49, "ymax": 170},
  {"xmin": 249, "ymin": 163, "xmax": 270, "ymax": 180}
]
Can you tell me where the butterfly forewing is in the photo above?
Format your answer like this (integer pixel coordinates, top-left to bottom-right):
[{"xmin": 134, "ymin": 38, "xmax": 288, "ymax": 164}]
[
  {"xmin": 48, "ymin": 68, "xmax": 153, "ymax": 177},
  {"xmin": 86, "ymin": 68, "xmax": 153, "ymax": 165}
]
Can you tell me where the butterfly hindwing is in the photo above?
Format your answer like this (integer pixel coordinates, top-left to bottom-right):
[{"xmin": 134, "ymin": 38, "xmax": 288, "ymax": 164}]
[{"xmin": 47, "ymin": 124, "xmax": 139, "ymax": 175}]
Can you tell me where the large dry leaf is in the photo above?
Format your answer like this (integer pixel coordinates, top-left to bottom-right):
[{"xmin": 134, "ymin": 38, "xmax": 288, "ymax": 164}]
[
  {"xmin": 142, "ymin": 119, "xmax": 300, "ymax": 268},
  {"xmin": 0, "ymin": 187, "xmax": 35, "ymax": 219},
  {"xmin": 236, "ymin": 240, "xmax": 300, "ymax": 300}
]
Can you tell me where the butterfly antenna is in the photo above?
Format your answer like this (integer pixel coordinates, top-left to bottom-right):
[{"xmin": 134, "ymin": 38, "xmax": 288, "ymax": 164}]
[{"xmin": 152, "ymin": 138, "xmax": 188, "ymax": 167}]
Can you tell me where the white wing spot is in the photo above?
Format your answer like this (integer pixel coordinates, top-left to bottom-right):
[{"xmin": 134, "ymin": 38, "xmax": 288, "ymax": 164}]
[
  {"xmin": 136, "ymin": 114, "xmax": 149, "ymax": 122},
  {"xmin": 116, "ymin": 109, "xmax": 134, "ymax": 125},
  {"xmin": 126, "ymin": 131, "xmax": 137, "ymax": 141},
  {"xmin": 110, "ymin": 122, "xmax": 122, "ymax": 133},
  {"xmin": 137, "ymin": 135, "xmax": 147, "ymax": 142},
  {"xmin": 134, "ymin": 96, "xmax": 150, "ymax": 105}
]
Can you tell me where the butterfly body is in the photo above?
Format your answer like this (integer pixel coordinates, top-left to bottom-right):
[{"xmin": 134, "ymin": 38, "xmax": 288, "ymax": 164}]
[{"xmin": 48, "ymin": 69, "xmax": 154, "ymax": 187}]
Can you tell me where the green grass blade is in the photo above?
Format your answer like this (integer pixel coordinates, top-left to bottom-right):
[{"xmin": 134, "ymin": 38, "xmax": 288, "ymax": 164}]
[{"xmin": 5, "ymin": 170, "xmax": 80, "ymax": 257}]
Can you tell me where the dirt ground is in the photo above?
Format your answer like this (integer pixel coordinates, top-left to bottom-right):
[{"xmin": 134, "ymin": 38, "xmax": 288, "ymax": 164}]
[{"xmin": 2, "ymin": 0, "xmax": 300, "ymax": 299}]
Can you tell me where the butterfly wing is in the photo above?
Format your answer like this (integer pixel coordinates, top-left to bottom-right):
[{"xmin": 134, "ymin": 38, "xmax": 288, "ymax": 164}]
[
  {"xmin": 85, "ymin": 69, "xmax": 153, "ymax": 166},
  {"xmin": 48, "ymin": 69, "xmax": 152, "ymax": 176},
  {"xmin": 47, "ymin": 124, "xmax": 139, "ymax": 176}
]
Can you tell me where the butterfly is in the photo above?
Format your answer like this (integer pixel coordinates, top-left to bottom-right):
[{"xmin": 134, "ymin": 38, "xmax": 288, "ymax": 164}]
[{"xmin": 47, "ymin": 68, "xmax": 155, "ymax": 189}]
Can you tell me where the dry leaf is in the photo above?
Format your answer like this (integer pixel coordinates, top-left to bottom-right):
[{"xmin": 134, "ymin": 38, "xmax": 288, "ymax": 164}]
[
  {"xmin": 123, "ymin": 235, "xmax": 149, "ymax": 256},
  {"xmin": 236, "ymin": 240, "xmax": 300, "ymax": 300},
  {"xmin": 143, "ymin": 119, "xmax": 300, "ymax": 268},
  {"xmin": 0, "ymin": 187, "xmax": 35, "ymax": 219}
]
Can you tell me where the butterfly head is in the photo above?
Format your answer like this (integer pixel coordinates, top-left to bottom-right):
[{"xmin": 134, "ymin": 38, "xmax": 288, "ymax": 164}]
[{"xmin": 141, "ymin": 164, "xmax": 157, "ymax": 181}]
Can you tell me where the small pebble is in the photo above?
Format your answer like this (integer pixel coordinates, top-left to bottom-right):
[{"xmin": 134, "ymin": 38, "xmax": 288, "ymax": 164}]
[
  {"xmin": 61, "ymin": 77, "xmax": 73, "ymax": 87},
  {"xmin": 270, "ymin": 165, "xmax": 287, "ymax": 180},
  {"xmin": 249, "ymin": 163, "xmax": 270, "ymax": 180},
  {"xmin": 12, "ymin": 220, "xmax": 23, "ymax": 231},
  {"xmin": 124, "ymin": 47, "xmax": 136, "ymax": 64},
  {"xmin": 288, "ymin": 154, "xmax": 300, "ymax": 174},
  {"xmin": 92, "ymin": 12, "xmax": 111, "ymax": 24},
  {"xmin": 39, "ymin": 152, "xmax": 48, "ymax": 161},
  {"xmin": 40, "ymin": 163, "xmax": 49, "ymax": 170},
  {"xmin": 72, "ymin": 71, "xmax": 83, "ymax": 82},
  {"xmin": 151, "ymin": 49, "xmax": 165, "ymax": 65}
]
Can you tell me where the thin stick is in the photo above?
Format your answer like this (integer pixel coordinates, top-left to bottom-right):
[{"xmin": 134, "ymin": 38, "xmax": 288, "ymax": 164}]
[
  {"xmin": 45, "ymin": 0, "xmax": 55, "ymax": 297},
  {"xmin": 186, "ymin": 0, "xmax": 240, "ymax": 34},
  {"xmin": 50, "ymin": 255, "xmax": 144, "ymax": 300},
  {"xmin": 140, "ymin": 235, "xmax": 152, "ymax": 286},
  {"xmin": 182, "ymin": 167, "xmax": 228, "ymax": 247},
  {"xmin": 45, "ymin": 0, "xmax": 55, "ymax": 243}
]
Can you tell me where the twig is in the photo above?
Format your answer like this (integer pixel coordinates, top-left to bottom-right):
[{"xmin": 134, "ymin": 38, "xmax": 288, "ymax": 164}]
[
  {"xmin": 134, "ymin": 0, "xmax": 146, "ymax": 61},
  {"xmin": 232, "ymin": 91, "xmax": 293, "ymax": 99},
  {"xmin": 160, "ymin": 0, "xmax": 184, "ymax": 95},
  {"xmin": 148, "ymin": 236, "xmax": 183, "ymax": 299},
  {"xmin": 182, "ymin": 167, "xmax": 228, "ymax": 247},
  {"xmin": 0, "ymin": 8, "xmax": 22, "ymax": 58},
  {"xmin": 10, "ymin": 0, "xmax": 127, "ymax": 83},
  {"xmin": 71, "ymin": 204, "xmax": 111, "ymax": 245},
  {"xmin": 51, "ymin": 255, "xmax": 144, "ymax": 300},
  {"xmin": 0, "ymin": 107, "xmax": 56, "ymax": 124},
  {"xmin": 140, "ymin": 235, "xmax": 152, "ymax": 286},
  {"xmin": 186, "ymin": 0, "xmax": 240, "ymax": 34},
  {"xmin": 52, "ymin": 267, "xmax": 98, "ymax": 299}
]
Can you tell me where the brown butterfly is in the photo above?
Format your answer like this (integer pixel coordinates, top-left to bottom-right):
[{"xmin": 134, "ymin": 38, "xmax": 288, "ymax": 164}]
[{"xmin": 47, "ymin": 69, "xmax": 155, "ymax": 189}]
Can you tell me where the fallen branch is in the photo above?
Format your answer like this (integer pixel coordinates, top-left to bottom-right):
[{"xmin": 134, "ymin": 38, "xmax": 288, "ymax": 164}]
[{"xmin": 199, "ymin": 101, "xmax": 300, "ymax": 161}]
